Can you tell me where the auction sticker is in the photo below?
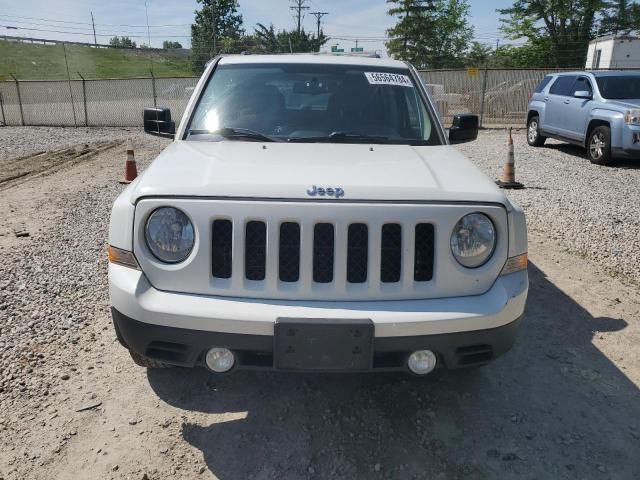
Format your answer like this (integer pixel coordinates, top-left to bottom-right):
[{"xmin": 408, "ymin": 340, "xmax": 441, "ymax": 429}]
[{"xmin": 364, "ymin": 72, "xmax": 413, "ymax": 87}]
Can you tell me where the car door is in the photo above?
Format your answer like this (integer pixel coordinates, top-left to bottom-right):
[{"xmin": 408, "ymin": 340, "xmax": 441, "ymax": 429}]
[
  {"xmin": 563, "ymin": 76, "xmax": 593, "ymax": 141},
  {"xmin": 544, "ymin": 75, "xmax": 577, "ymax": 136}
]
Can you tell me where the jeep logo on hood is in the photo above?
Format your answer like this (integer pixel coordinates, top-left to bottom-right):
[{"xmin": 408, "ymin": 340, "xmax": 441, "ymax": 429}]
[{"xmin": 306, "ymin": 185, "xmax": 345, "ymax": 199}]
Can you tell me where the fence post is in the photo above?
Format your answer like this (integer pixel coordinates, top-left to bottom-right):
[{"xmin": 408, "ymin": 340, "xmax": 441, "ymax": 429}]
[
  {"xmin": 151, "ymin": 71, "xmax": 157, "ymax": 107},
  {"xmin": 478, "ymin": 67, "xmax": 489, "ymax": 129},
  {"xmin": 62, "ymin": 43, "xmax": 78, "ymax": 128},
  {"xmin": 10, "ymin": 74, "xmax": 24, "ymax": 126},
  {"xmin": 0, "ymin": 92, "xmax": 6, "ymax": 126},
  {"xmin": 77, "ymin": 72, "xmax": 88, "ymax": 127}
]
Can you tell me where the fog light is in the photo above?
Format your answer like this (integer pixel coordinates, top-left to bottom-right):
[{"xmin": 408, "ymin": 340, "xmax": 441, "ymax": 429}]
[
  {"xmin": 407, "ymin": 350, "xmax": 437, "ymax": 375},
  {"xmin": 205, "ymin": 348, "xmax": 235, "ymax": 373}
]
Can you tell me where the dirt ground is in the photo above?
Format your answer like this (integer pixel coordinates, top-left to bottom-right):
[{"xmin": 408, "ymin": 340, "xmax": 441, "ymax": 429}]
[{"xmin": 0, "ymin": 131, "xmax": 639, "ymax": 480}]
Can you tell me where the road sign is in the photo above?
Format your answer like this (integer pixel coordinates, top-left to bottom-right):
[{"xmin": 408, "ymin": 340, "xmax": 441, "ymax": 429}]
[{"xmin": 351, "ymin": 47, "xmax": 364, "ymax": 52}]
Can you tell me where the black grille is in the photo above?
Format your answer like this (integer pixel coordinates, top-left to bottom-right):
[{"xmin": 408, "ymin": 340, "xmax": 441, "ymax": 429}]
[
  {"xmin": 212, "ymin": 219, "xmax": 233, "ymax": 278},
  {"xmin": 380, "ymin": 223, "xmax": 402, "ymax": 283},
  {"xmin": 347, "ymin": 223, "xmax": 368, "ymax": 283},
  {"xmin": 279, "ymin": 222, "xmax": 300, "ymax": 282},
  {"xmin": 245, "ymin": 221, "xmax": 266, "ymax": 281},
  {"xmin": 414, "ymin": 223, "xmax": 435, "ymax": 281},
  {"xmin": 313, "ymin": 223, "xmax": 334, "ymax": 283}
]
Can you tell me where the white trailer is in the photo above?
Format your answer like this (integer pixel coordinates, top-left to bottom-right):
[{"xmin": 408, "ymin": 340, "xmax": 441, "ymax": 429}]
[{"xmin": 586, "ymin": 34, "xmax": 640, "ymax": 69}]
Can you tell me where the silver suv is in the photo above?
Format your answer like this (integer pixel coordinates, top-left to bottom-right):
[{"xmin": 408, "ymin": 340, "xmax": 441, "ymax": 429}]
[{"xmin": 526, "ymin": 71, "xmax": 640, "ymax": 165}]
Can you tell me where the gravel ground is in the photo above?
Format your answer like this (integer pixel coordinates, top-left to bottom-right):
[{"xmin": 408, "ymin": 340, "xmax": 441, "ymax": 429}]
[
  {"xmin": 0, "ymin": 127, "xmax": 141, "ymax": 160},
  {"xmin": 457, "ymin": 130, "xmax": 640, "ymax": 285},
  {"xmin": 0, "ymin": 128, "xmax": 638, "ymax": 479}
]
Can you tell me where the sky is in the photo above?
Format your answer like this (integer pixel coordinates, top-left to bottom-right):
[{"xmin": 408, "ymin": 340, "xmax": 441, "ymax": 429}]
[{"xmin": 0, "ymin": 0, "xmax": 517, "ymax": 54}]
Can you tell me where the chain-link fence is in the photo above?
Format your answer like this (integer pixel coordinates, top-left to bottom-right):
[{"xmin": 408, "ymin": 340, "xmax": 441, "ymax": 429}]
[
  {"xmin": 418, "ymin": 68, "xmax": 577, "ymax": 127},
  {"xmin": 0, "ymin": 68, "xmax": 617, "ymax": 128},
  {"xmin": 0, "ymin": 76, "xmax": 198, "ymax": 127}
]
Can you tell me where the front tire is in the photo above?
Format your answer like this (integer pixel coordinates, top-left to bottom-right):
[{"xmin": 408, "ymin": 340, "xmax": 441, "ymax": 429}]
[
  {"xmin": 129, "ymin": 350, "xmax": 172, "ymax": 368},
  {"xmin": 527, "ymin": 115, "xmax": 546, "ymax": 146},
  {"xmin": 587, "ymin": 126, "xmax": 613, "ymax": 165}
]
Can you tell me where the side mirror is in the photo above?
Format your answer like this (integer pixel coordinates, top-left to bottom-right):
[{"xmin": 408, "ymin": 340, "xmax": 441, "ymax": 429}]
[
  {"xmin": 574, "ymin": 90, "xmax": 592, "ymax": 99},
  {"xmin": 144, "ymin": 107, "xmax": 175, "ymax": 139},
  {"xmin": 449, "ymin": 114, "xmax": 479, "ymax": 144}
]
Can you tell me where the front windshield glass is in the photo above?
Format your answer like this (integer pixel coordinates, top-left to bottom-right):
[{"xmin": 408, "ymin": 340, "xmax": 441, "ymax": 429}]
[
  {"xmin": 187, "ymin": 62, "xmax": 439, "ymax": 145},
  {"xmin": 596, "ymin": 76, "xmax": 640, "ymax": 100}
]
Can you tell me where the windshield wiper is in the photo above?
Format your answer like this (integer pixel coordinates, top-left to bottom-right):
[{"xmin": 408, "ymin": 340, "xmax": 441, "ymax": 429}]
[
  {"xmin": 288, "ymin": 131, "xmax": 390, "ymax": 143},
  {"xmin": 189, "ymin": 127, "xmax": 277, "ymax": 142}
]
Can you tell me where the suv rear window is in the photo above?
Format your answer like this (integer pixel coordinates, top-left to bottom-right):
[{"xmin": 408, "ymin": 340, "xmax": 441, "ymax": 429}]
[
  {"xmin": 549, "ymin": 76, "xmax": 577, "ymax": 96},
  {"xmin": 534, "ymin": 76, "xmax": 553, "ymax": 93}
]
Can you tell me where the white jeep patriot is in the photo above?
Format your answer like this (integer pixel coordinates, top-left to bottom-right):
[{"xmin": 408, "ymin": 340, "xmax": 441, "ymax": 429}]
[{"xmin": 108, "ymin": 54, "xmax": 528, "ymax": 375}]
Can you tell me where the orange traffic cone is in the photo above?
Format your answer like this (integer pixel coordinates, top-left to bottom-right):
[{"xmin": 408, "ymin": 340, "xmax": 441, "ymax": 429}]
[
  {"xmin": 496, "ymin": 127, "xmax": 524, "ymax": 189},
  {"xmin": 119, "ymin": 138, "xmax": 138, "ymax": 184}
]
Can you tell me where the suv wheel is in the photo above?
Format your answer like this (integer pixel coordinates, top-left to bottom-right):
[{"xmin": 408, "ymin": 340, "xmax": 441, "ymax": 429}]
[
  {"xmin": 527, "ymin": 115, "xmax": 546, "ymax": 146},
  {"xmin": 129, "ymin": 350, "xmax": 172, "ymax": 368},
  {"xmin": 587, "ymin": 126, "xmax": 613, "ymax": 165}
]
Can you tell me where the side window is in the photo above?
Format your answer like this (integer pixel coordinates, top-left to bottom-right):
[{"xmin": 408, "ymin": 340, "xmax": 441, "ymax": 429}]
[
  {"xmin": 396, "ymin": 87, "xmax": 432, "ymax": 141},
  {"xmin": 571, "ymin": 77, "xmax": 593, "ymax": 96},
  {"xmin": 534, "ymin": 76, "xmax": 553, "ymax": 93},
  {"xmin": 549, "ymin": 76, "xmax": 577, "ymax": 96}
]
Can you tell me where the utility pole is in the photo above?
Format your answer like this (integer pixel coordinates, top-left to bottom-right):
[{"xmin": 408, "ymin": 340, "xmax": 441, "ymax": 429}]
[
  {"xmin": 309, "ymin": 11, "xmax": 328, "ymax": 40},
  {"xmin": 90, "ymin": 12, "xmax": 97, "ymax": 46},
  {"xmin": 290, "ymin": 0, "xmax": 310, "ymax": 34}
]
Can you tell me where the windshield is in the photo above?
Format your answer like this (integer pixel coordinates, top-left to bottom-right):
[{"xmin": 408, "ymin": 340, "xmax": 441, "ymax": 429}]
[
  {"xmin": 595, "ymin": 76, "xmax": 640, "ymax": 100},
  {"xmin": 187, "ymin": 62, "xmax": 440, "ymax": 145}
]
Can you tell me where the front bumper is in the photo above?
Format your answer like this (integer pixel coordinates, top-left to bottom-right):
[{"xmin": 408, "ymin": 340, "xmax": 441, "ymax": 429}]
[
  {"xmin": 109, "ymin": 264, "xmax": 528, "ymax": 371},
  {"xmin": 612, "ymin": 125, "xmax": 640, "ymax": 159}
]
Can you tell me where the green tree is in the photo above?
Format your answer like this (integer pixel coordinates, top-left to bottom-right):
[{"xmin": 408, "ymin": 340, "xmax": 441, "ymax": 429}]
[
  {"xmin": 386, "ymin": 0, "xmax": 473, "ymax": 68},
  {"xmin": 600, "ymin": 0, "xmax": 640, "ymax": 34},
  {"xmin": 498, "ymin": 0, "xmax": 607, "ymax": 68},
  {"xmin": 253, "ymin": 23, "xmax": 281, "ymax": 53},
  {"xmin": 163, "ymin": 40, "xmax": 183, "ymax": 49},
  {"xmin": 493, "ymin": 40, "xmax": 554, "ymax": 67},
  {"xmin": 465, "ymin": 41, "xmax": 493, "ymax": 66},
  {"xmin": 251, "ymin": 23, "xmax": 328, "ymax": 54},
  {"xmin": 109, "ymin": 36, "xmax": 136, "ymax": 49},
  {"xmin": 191, "ymin": 0, "xmax": 244, "ymax": 74}
]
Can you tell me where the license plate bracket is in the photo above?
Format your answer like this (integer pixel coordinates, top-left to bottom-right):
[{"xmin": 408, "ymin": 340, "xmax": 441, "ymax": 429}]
[{"xmin": 274, "ymin": 318, "xmax": 374, "ymax": 371}]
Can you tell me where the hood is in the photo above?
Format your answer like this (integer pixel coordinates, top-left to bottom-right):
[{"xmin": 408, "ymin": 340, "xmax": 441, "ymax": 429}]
[
  {"xmin": 130, "ymin": 140, "xmax": 507, "ymax": 204},
  {"xmin": 605, "ymin": 99, "xmax": 640, "ymax": 109}
]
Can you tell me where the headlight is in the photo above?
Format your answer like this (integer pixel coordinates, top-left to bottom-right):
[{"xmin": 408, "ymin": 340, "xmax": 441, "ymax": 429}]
[
  {"xmin": 625, "ymin": 109, "xmax": 640, "ymax": 125},
  {"xmin": 145, "ymin": 207, "xmax": 195, "ymax": 263},
  {"xmin": 450, "ymin": 213, "xmax": 496, "ymax": 268}
]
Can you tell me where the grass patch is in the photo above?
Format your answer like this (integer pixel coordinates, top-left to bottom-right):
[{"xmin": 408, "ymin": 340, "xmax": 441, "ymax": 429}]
[{"xmin": 0, "ymin": 40, "xmax": 193, "ymax": 80}]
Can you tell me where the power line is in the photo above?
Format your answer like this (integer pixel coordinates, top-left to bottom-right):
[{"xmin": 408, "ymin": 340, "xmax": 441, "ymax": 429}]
[
  {"xmin": 0, "ymin": 18, "xmax": 188, "ymax": 35},
  {"xmin": 0, "ymin": 24, "xmax": 191, "ymax": 38},
  {"xmin": 0, "ymin": 13, "xmax": 191, "ymax": 28}
]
